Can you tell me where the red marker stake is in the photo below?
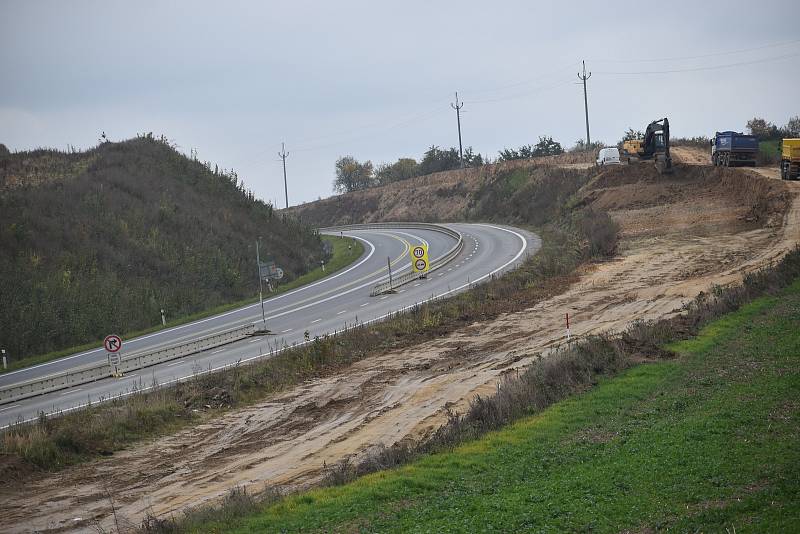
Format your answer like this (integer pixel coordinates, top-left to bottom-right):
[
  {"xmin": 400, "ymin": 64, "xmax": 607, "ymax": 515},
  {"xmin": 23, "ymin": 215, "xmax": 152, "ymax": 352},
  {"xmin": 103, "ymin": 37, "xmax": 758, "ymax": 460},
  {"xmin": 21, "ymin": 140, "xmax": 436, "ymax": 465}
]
[{"xmin": 566, "ymin": 312, "xmax": 571, "ymax": 342}]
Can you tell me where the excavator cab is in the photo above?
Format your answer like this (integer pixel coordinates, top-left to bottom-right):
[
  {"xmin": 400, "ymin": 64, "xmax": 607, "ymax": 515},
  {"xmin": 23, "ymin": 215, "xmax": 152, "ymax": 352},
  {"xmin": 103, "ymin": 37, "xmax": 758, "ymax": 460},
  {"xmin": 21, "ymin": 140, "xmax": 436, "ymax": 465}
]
[{"xmin": 637, "ymin": 117, "xmax": 674, "ymax": 174}]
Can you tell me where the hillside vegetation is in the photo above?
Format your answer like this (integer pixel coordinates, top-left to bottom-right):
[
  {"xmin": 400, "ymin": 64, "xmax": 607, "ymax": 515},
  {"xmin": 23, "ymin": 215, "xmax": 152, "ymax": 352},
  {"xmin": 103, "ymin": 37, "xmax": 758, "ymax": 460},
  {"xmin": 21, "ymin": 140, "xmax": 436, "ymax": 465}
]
[{"xmin": 0, "ymin": 136, "xmax": 325, "ymax": 360}]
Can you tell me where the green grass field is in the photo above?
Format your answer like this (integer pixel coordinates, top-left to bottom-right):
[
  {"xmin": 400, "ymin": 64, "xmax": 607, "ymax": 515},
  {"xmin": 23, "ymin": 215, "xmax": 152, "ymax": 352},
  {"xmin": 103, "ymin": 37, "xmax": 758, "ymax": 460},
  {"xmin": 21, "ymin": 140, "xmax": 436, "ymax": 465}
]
[
  {"xmin": 0, "ymin": 236, "xmax": 363, "ymax": 374},
  {"xmin": 205, "ymin": 279, "xmax": 800, "ymax": 533}
]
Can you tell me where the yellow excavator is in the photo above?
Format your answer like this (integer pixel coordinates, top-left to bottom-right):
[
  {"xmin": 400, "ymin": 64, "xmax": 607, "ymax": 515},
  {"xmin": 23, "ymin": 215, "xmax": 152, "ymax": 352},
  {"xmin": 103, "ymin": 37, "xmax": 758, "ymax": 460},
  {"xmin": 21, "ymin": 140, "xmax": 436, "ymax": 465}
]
[
  {"xmin": 622, "ymin": 118, "xmax": 673, "ymax": 174},
  {"xmin": 621, "ymin": 139, "xmax": 643, "ymax": 162}
]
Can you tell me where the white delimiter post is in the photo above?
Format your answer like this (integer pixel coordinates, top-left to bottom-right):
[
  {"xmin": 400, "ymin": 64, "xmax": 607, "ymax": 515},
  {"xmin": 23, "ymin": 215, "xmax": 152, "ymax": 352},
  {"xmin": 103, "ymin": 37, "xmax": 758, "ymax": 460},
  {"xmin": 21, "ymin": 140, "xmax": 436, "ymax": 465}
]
[{"xmin": 1, "ymin": 349, "xmax": 6, "ymax": 370}]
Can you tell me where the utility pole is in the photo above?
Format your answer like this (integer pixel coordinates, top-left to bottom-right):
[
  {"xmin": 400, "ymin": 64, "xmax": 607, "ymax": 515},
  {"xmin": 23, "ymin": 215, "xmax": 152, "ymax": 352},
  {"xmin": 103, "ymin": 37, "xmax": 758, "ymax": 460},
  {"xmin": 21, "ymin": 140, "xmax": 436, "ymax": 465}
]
[
  {"xmin": 451, "ymin": 92, "xmax": 464, "ymax": 168},
  {"xmin": 278, "ymin": 142, "xmax": 289, "ymax": 209},
  {"xmin": 256, "ymin": 237, "xmax": 266, "ymax": 328},
  {"xmin": 578, "ymin": 61, "xmax": 592, "ymax": 148}
]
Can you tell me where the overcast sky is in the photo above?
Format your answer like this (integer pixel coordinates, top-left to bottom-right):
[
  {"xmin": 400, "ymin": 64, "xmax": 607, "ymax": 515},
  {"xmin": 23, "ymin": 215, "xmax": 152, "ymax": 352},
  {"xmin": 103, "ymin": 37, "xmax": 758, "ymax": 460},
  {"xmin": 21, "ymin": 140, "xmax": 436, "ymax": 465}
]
[{"xmin": 2, "ymin": 1, "xmax": 799, "ymax": 206}]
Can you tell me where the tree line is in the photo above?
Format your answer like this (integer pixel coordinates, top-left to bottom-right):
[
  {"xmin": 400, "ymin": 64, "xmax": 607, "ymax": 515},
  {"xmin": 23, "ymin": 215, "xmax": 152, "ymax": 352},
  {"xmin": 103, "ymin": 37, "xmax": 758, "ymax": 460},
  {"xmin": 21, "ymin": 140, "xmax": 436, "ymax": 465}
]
[
  {"xmin": 333, "ymin": 145, "xmax": 485, "ymax": 194},
  {"xmin": 332, "ymin": 135, "xmax": 575, "ymax": 194}
]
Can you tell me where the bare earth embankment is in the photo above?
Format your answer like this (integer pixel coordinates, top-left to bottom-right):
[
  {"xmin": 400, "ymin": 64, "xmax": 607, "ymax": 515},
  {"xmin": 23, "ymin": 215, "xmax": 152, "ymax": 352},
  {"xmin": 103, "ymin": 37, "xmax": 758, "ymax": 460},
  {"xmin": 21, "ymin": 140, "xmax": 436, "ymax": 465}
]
[
  {"xmin": 287, "ymin": 151, "xmax": 595, "ymax": 226},
  {"xmin": 2, "ymin": 155, "xmax": 798, "ymax": 532}
]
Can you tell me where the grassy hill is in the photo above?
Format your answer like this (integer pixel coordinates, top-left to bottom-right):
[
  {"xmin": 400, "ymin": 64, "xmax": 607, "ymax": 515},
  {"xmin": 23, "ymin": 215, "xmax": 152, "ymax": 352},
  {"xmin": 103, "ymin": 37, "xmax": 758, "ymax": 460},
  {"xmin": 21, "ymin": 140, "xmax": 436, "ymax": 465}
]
[{"xmin": 0, "ymin": 135, "xmax": 325, "ymax": 361}]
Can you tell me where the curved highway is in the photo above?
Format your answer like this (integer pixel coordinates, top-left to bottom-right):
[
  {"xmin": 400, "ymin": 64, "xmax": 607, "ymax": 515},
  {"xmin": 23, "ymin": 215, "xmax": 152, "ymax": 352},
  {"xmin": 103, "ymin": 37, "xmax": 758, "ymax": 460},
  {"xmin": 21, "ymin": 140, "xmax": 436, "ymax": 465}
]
[{"xmin": 0, "ymin": 223, "xmax": 540, "ymax": 427}]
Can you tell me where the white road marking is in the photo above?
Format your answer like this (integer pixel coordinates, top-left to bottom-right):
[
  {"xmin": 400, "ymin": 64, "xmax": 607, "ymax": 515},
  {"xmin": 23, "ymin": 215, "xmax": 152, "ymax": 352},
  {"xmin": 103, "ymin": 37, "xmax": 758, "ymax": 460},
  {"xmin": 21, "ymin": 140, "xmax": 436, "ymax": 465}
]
[
  {"xmin": 0, "ymin": 404, "xmax": 20, "ymax": 412},
  {"xmin": 413, "ymin": 283, "xmax": 421, "ymax": 287},
  {"xmin": 336, "ymin": 310, "xmax": 347, "ymax": 315},
  {"xmin": 212, "ymin": 349, "xmax": 225, "ymax": 354},
  {"xmin": 398, "ymin": 289, "xmax": 405, "ymax": 293},
  {"xmin": 2, "ymin": 235, "xmax": 378, "ymax": 379},
  {"xmin": 167, "ymin": 360, "xmax": 185, "ymax": 366},
  {"xmin": 360, "ymin": 303, "xmax": 369, "ymax": 307},
  {"xmin": 310, "ymin": 318, "xmax": 322, "ymax": 323},
  {"xmin": 248, "ymin": 338, "xmax": 259, "ymax": 343},
  {"xmin": 380, "ymin": 295, "xmax": 389, "ymax": 300},
  {"xmin": 2, "ymin": 225, "xmax": 534, "ymax": 430},
  {"xmin": 281, "ymin": 328, "xmax": 293, "ymax": 333}
]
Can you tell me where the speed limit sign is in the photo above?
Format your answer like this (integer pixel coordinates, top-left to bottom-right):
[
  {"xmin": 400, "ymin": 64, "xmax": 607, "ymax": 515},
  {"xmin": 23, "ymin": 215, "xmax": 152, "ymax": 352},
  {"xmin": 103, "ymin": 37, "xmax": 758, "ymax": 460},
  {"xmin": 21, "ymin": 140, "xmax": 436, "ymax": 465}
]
[{"xmin": 410, "ymin": 245, "xmax": 429, "ymax": 273}]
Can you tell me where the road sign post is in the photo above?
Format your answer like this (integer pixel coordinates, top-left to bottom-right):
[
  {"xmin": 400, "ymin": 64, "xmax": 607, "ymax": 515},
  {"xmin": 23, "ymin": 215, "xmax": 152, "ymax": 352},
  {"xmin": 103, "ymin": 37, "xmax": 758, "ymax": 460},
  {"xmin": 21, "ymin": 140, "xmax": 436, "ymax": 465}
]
[{"xmin": 104, "ymin": 334, "xmax": 123, "ymax": 377}]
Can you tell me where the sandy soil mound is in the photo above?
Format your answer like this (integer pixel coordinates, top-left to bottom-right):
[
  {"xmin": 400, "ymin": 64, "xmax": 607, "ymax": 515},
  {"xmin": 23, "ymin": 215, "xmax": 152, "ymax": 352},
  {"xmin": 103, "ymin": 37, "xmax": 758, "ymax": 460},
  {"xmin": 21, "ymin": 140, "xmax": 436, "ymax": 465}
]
[
  {"xmin": 671, "ymin": 145, "xmax": 709, "ymax": 165},
  {"xmin": 3, "ymin": 164, "xmax": 799, "ymax": 533}
]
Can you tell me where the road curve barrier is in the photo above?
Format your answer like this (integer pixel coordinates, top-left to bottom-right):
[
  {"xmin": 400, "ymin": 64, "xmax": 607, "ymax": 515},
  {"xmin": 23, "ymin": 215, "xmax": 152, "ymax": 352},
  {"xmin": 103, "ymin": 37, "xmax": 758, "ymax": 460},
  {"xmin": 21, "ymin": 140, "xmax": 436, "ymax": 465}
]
[
  {"xmin": 0, "ymin": 323, "xmax": 256, "ymax": 406},
  {"xmin": 320, "ymin": 222, "xmax": 464, "ymax": 296}
]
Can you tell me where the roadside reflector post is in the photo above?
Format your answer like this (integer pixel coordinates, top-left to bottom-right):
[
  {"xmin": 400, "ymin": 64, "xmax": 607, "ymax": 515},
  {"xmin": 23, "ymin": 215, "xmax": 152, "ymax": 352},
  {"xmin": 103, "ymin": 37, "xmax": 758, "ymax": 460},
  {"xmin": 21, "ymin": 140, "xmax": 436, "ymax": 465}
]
[
  {"xmin": 321, "ymin": 260, "xmax": 325, "ymax": 272},
  {"xmin": 1, "ymin": 349, "xmax": 6, "ymax": 370},
  {"xmin": 566, "ymin": 313, "xmax": 571, "ymax": 342},
  {"xmin": 387, "ymin": 256, "xmax": 393, "ymax": 288},
  {"xmin": 160, "ymin": 308, "xmax": 166, "ymax": 326}
]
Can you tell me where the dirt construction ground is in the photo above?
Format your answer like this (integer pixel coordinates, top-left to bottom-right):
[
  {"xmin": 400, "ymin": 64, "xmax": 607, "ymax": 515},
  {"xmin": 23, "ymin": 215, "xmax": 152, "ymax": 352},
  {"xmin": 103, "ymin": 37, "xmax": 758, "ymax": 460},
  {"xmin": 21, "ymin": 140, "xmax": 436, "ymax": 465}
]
[{"xmin": 3, "ymin": 152, "xmax": 799, "ymax": 533}]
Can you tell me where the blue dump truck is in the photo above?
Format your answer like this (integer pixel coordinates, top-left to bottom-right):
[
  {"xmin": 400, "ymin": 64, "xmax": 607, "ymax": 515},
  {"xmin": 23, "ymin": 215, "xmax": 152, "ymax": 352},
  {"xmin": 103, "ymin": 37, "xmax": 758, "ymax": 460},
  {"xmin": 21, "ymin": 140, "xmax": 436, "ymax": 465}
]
[{"xmin": 710, "ymin": 131, "xmax": 758, "ymax": 167}]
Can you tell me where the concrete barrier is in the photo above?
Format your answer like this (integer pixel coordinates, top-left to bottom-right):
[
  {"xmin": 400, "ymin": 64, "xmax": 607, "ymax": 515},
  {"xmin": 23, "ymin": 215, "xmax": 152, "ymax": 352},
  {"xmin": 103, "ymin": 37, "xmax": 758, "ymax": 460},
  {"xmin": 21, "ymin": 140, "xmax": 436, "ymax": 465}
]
[
  {"xmin": 320, "ymin": 222, "xmax": 463, "ymax": 296},
  {"xmin": 0, "ymin": 323, "xmax": 256, "ymax": 405}
]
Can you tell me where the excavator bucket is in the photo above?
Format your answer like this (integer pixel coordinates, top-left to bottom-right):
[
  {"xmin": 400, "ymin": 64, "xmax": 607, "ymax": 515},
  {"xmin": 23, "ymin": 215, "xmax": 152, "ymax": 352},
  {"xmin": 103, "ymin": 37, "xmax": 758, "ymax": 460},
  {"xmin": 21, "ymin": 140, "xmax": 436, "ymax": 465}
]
[{"xmin": 655, "ymin": 155, "xmax": 674, "ymax": 175}]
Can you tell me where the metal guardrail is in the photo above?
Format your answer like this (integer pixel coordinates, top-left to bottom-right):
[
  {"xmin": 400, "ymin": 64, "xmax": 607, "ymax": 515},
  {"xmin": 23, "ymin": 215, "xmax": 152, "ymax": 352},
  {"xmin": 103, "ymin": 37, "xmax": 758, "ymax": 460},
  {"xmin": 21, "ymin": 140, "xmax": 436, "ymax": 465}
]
[
  {"xmin": 320, "ymin": 222, "xmax": 464, "ymax": 296},
  {"xmin": 0, "ymin": 323, "xmax": 256, "ymax": 405}
]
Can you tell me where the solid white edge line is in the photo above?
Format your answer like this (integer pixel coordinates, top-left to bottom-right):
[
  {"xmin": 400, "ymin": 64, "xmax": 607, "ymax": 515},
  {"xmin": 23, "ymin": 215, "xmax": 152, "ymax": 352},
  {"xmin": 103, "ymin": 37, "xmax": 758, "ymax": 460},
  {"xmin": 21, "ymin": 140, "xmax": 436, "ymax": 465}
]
[
  {"xmin": 1, "ymin": 234, "xmax": 377, "ymax": 378},
  {"xmin": 2, "ymin": 225, "xmax": 529, "ymax": 429}
]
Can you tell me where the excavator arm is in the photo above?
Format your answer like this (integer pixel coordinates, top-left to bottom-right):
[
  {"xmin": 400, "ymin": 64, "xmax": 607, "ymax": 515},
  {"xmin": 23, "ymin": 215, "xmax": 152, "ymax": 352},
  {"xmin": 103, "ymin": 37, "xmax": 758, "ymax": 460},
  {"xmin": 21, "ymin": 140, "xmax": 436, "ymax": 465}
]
[{"xmin": 637, "ymin": 118, "xmax": 673, "ymax": 174}]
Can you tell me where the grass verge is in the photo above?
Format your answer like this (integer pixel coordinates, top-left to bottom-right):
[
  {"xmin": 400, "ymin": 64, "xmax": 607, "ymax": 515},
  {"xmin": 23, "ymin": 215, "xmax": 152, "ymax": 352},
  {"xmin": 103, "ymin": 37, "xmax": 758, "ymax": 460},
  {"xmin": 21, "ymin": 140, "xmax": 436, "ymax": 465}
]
[
  {"xmin": 178, "ymin": 251, "xmax": 800, "ymax": 533},
  {"xmin": 0, "ymin": 236, "xmax": 363, "ymax": 374}
]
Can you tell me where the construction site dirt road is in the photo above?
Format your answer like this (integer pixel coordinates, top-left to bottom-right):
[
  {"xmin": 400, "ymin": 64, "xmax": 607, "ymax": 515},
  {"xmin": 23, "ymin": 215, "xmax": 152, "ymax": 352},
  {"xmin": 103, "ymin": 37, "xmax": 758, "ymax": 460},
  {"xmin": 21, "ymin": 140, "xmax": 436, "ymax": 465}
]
[{"xmin": 3, "ymin": 150, "xmax": 798, "ymax": 533}]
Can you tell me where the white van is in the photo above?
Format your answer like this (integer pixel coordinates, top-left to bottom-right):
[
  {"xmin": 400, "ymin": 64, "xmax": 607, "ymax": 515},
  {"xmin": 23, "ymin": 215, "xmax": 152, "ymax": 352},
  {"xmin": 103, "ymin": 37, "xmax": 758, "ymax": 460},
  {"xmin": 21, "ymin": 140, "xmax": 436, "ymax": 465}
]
[{"xmin": 596, "ymin": 147, "xmax": 621, "ymax": 167}]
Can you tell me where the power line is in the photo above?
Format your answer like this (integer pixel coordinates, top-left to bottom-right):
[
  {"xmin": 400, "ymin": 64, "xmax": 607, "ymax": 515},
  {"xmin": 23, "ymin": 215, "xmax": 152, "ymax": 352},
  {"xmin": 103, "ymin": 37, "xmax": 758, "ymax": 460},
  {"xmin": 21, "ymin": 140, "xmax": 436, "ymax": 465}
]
[
  {"xmin": 464, "ymin": 78, "xmax": 575, "ymax": 105},
  {"xmin": 595, "ymin": 51, "xmax": 800, "ymax": 75},
  {"xmin": 588, "ymin": 38, "xmax": 800, "ymax": 64},
  {"xmin": 451, "ymin": 92, "xmax": 465, "ymax": 168}
]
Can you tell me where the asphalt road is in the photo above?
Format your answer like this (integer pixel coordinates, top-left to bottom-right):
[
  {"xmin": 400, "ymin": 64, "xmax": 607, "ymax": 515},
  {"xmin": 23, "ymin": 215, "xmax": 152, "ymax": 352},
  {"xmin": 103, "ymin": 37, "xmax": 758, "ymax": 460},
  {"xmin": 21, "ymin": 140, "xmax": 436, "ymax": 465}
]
[{"xmin": 0, "ymin": 223, "xmax": 540, "ymax": 427}]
